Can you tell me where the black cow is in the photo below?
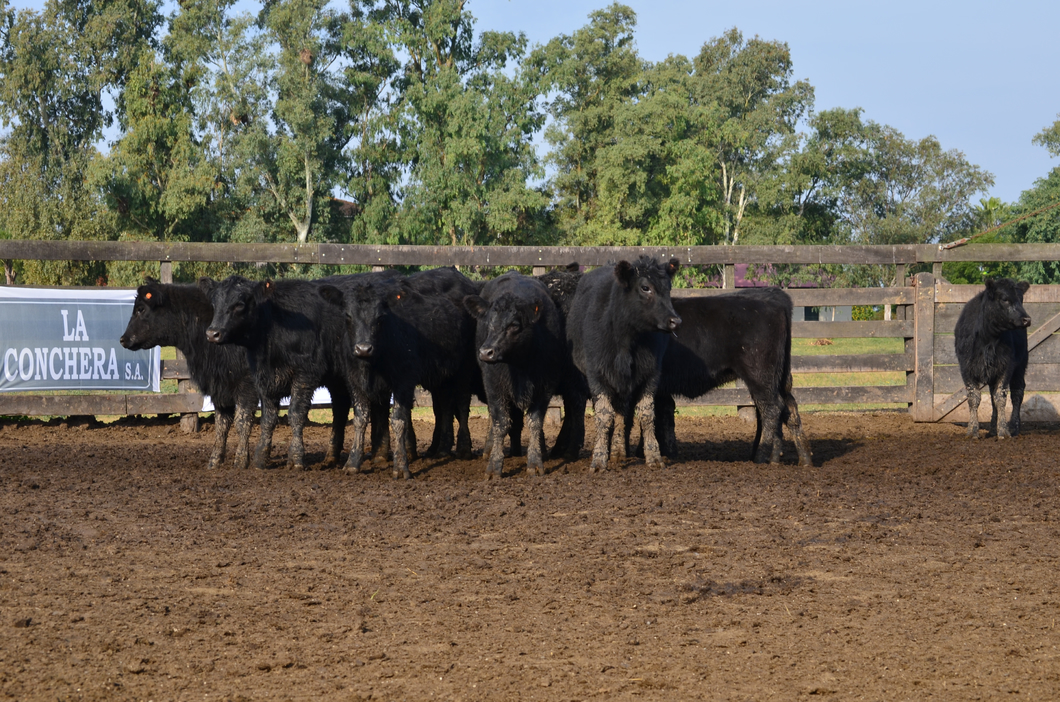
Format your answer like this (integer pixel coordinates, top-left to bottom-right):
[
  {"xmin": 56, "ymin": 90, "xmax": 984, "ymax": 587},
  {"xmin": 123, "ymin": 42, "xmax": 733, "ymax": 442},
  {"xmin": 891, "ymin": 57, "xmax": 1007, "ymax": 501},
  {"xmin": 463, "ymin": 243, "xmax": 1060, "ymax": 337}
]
[
  {"xmin": 954, "ymin": 277, "xmax": 1031, "ymax": 439},
  {"xmin": 655, "ymin": 289, "xmax": 812, "ymax": 466},
  {"xmin": 464, "ymin": 272, "xmax": 565, "ymax": 478},
  {"xmin": 199, "ymin": 275, "xmax": 352, "ymax": 471},
  {"xmin": 120, "ymin": 281, "xmax": 259, "ymax": 470},
  {"xmin": 537, "ymin": 262, "xmax": 587, "ymax": 459},
  {"xmin": 405, "ymin": 267, "xmax": 481, "ymax": 458},
  {"xmin": 567, "ymin": 256, "xmax": 681, "ymax": 472},
  {"xmin": 319, "ymin": 275, "xmax": 475, "ymax": 479}
]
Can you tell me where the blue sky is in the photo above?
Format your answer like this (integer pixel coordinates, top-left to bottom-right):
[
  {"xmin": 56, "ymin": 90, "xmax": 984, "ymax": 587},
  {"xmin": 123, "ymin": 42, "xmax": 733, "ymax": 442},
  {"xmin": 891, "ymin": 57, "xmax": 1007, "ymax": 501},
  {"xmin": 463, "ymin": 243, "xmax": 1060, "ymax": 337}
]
[
  {"xmin": 473, "ymin": 0, "xmax": 1060, "ymax": 204},
  {"xmin": 9, "ymin": 0, "xmax": 1060, "ymax": 203}
]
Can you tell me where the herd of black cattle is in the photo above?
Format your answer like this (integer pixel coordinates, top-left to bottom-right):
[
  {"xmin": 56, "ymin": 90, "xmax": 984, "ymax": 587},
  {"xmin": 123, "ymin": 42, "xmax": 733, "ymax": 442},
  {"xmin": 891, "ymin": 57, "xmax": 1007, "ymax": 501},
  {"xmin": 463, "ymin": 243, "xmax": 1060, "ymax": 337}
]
[{"xmin": 118, "ymin": 255, "xmax": 1033, "ymax": 479}]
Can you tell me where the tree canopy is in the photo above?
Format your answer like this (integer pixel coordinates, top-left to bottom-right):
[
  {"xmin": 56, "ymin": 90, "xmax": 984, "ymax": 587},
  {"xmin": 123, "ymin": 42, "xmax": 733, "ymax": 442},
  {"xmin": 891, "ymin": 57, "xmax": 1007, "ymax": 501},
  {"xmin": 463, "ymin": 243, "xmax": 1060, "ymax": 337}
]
[{"xmin": 0, "ymin": 0, "xmax": 1019, "ymax": 285}]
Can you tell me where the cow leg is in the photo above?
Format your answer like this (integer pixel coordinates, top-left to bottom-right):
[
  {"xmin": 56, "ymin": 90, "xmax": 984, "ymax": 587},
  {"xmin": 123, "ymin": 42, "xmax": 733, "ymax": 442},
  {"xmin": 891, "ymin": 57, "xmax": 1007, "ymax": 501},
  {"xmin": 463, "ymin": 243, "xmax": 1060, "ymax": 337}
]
[
  {"xmin": 207, "ymin": 406, "xmax": 234, "ymax": 470},
  {"xmin": 1009, "ymin": 375, "xmax": 1025, "ymax": 438},
  {"xmin": 231, "ymin": 401, "xmax": 254, "ymax": 470},
  {"xmin": 285, "ymin": 383, "xmax": 313, "ymax": 470},
  {"xmin": 783, "ymin": 390, "xmax": 813, "ymax": 467},
  {"xmin": 508, "ymin": 404, "xmax": 524, "ymax": 457},
  {"xmin": 345, "ymin": 396, "xmax": 371, "ymax": 472},
  {"xmin": 326, "ymin": 385, "xmax": 350, "ymax": 467},
  {"xmin": 992, "ymin": 381, "xmax": 1010, "ymax": 439},
  {"xmin": 754, "ymin": 401, "xmax": 783, "ymax": 464},
  {"xmin": 371, "ymin": 401, "xmax": 391, "ymax": 465},
  {"xmin": 589, "ymin": 394, "xmax": 615, "ymax": 473},
  {"xmin": 426, "ymin": 397, "xmax": 454, "ymax": 457},
  {"xmin": 390, "ymin": 390, "xmax": 415, "ymax": 480},
  {"xmin": 486, "ymin": 401, "xmax": 512, "ymax": 479},
  {"xmin": 253, "ymin": 397, "xmax": 280, "ymax": 470},
  {"xmin": 454, "ymin": 389, "xmax": 473, "ymax": 460},
  {"xmin": 526, "ymin": 404, "xmax": 547, "ymax": 476},
  {"xmin": 610, "ymin": 405, "xmax": 629, "ymax": 463},
  {"xmin": 966, "ymin": 384, "xmax": 982, "ymax": 438},
  {"xmin": 634, "ymin": 392, "xmax": 664, "ymax": 470},
  {"xmin": 370, "ymin": 401, "xmax": 386, "ymax": 458},
  {"xmin": 654, "ymin": 392, "xmax": 677, "ymax": 458},
  {"xmin": 551, "ymin": 391, "xmax": 586, "ymax": 460}
]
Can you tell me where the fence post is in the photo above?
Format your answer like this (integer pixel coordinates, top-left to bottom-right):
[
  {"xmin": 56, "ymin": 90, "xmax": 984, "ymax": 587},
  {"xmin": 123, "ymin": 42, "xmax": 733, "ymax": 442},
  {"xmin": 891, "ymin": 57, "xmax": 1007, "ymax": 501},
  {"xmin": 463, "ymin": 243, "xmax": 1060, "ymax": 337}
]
[
  {"xmin": 912, "ymin": 272, "xmax": 936, "ymax": 421},
  {"xmin": 722, "ymin": 263, "xmax": 735, "ymax": 289}
]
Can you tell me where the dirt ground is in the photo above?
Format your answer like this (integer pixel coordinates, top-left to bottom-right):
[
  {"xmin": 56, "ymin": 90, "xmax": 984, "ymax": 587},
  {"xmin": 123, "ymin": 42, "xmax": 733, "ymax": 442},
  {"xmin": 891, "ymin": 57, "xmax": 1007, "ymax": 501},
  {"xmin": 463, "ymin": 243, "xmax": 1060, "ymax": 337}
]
[{"xmin": 2, "ymin": 409, "xmax": 1060, "ymax": 701}]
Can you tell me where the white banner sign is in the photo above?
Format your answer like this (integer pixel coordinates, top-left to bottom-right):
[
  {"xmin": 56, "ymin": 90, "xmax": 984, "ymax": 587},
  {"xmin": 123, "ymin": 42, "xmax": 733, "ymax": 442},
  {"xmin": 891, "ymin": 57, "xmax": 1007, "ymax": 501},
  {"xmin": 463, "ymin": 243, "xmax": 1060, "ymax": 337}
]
[{"xmin": 0, "ymin": 287, "xmax": 160, "ymax": 392}]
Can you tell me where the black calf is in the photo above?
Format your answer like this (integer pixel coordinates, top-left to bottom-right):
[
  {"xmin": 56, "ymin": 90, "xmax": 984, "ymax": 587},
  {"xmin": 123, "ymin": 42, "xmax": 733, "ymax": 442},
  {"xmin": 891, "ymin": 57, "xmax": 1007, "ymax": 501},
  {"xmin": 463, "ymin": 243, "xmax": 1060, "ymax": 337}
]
[
  {"xmin": 200, "ymin": 276, "xmax": 352, "ymax": 470},
  {"xmin": 567, "ymin": 256, "xmax": 681, "ymax": 472},
  {"xmin": 464, "ymin": 272, "xmax": 565, "ymax": 478},
  {"xmin": 954, "ymin": 277, "xmax": 1031, "ymax": 439},
  {"xmin": 120, "ymin": 281, "xmax": 258, "ymax": 470},
  {"xmin": 655, "ymin": 289, "xmax": 812, "ymax": 465}
]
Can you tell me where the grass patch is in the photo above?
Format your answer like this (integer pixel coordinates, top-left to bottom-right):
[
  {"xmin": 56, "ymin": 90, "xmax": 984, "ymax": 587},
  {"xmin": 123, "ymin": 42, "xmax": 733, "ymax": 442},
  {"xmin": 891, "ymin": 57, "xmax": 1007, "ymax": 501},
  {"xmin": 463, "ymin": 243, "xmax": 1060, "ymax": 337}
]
[{"xmin": 792, "ymin": 336, "xmax": 904, "ymax": 356}]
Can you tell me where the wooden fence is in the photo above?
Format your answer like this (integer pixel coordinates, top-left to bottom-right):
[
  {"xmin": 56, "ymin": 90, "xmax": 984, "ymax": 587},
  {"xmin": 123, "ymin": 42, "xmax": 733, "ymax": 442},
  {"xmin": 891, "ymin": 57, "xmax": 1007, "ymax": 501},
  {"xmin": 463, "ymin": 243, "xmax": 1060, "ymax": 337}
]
[{"xmin": 0, "ymin": 241, "xmax": 1058, "ymax": 426}]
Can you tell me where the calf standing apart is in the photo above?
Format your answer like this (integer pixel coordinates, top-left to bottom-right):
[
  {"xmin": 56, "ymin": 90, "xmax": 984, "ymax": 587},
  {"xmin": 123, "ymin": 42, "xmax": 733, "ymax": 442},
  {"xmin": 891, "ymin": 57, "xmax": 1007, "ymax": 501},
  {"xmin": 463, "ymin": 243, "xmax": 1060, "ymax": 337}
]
[
  {"xmin": 954, "ymin": 277, "xmax": 1031, "ymax": 439},
  {"xmin": 120, "ymin": 281, "xmax": 258, "ymax": 470},
  {"xmin": 200, "ymin": 276, "xmax": 352, "ymax": 470},
  {"xmin": 464, "ymin": 272, "xmax": 565, "ymax": 478},
  {"xmin": 567, "ymin": 257, "xmax": 681, "ymax": 472},
  {"xmin": 655, "ymin": 289, "xmax": 812, "ymax": 465}
]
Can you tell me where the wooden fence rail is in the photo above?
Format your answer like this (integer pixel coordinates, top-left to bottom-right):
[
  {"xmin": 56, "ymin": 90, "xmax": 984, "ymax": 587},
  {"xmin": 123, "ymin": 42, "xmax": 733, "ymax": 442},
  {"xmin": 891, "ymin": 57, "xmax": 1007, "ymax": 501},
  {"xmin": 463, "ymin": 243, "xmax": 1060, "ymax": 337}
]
[{"xmin": 1, "ymin": 241, "xmax": 1058, "ymax": 425}]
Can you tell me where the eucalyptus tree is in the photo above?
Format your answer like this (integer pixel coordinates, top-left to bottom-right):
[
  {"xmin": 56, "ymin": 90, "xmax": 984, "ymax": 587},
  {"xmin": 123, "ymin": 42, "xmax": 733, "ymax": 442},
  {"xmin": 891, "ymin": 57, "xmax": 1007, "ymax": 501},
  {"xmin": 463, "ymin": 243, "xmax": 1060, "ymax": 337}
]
[
  {"xmin": 0, "ymin": 0, "xmax": 160, "ymax": 284},
  {"xmin": 530, "ymin": 2, "xmax": 642, "ymax": 244},
  {"xmin": 690, "ymin": 28, "xmax": 813, "ymax": 245},
  {"xmin": 375, "ymin": 0, "xmax": 547, "ymax": 247}
]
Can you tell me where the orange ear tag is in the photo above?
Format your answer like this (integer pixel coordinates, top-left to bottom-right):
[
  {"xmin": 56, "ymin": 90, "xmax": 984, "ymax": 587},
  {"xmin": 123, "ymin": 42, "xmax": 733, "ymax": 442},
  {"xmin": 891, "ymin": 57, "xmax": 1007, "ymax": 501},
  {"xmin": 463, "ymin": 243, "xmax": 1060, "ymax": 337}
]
[{"xmin": 145, "ymin": 293, "xmax": 152, "ymax": 299}]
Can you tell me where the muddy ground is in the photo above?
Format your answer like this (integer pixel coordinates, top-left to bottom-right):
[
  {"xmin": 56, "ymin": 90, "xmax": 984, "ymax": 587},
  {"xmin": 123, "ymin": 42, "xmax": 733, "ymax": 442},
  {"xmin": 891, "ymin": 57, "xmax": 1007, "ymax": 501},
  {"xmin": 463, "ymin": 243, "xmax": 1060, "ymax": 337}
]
[{"xmin": 2, "ymin": 410, "xmax": 1060, "ymax": 700}]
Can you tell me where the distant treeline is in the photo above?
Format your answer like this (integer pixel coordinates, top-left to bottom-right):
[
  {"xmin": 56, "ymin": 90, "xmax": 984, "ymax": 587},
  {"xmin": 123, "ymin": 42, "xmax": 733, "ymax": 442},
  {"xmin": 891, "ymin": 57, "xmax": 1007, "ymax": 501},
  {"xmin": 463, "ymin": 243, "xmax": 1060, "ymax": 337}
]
[{"xmin": 0, "ymin": 0, "xmax": 1058, "ymax": 287}]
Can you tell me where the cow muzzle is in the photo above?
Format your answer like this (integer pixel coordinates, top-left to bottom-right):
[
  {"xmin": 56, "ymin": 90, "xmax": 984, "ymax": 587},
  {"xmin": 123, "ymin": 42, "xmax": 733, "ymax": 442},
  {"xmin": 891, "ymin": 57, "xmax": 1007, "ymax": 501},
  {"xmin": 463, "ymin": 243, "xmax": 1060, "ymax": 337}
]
[
  {"xmin": 479, "ymin": 346, "xmax": 500, "ymax": 363},
  {"xmin": 1020, "ymin": 316, "xmax": 1032, "ymax": 328},
  {"xmin": 205, "ymin": 328, "xmax": 223, "ymax": 344},
  {"xmin": 354, "ymin": 343, "xmax": 374, "ymax": 358}
]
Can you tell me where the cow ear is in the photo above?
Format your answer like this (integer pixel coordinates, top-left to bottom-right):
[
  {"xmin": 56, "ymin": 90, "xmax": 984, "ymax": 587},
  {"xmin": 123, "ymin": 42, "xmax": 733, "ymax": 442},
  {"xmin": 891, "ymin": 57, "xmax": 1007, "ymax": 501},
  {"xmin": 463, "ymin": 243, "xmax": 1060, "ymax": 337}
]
[
  {"xmin": 389, "ymin": 287, "xmax": 421, "ymax": 307},
  {"xmin": 613, "ymin": 260, "xmax": 635, "ymax": 288},
  {"xmin": 565, "ymin": 261, "xmax": 580, "ymax": 273},
  {"xmin": 666, "ymin": 258, "xmax": 681, "ymax": 278},
  {"xmin": 319, "ymin": 284, "xmax": 343, "ymax": 307},
  {"xmin": 463, "ymin": 294, "xmax": 489, "ymax": 320},
  {"xmin": 144, "ymin": 276, "xmax": 159, "ymax": 285},
  {"xmin": 258, "ymin": 279, "xmax": 274, "ymax": 301},
  {"xmin": 1018, "ymin": 281, "xmax": 1030, "ymax": 295},
  {"xmin": 197, "ymin": 276, "xmax": 216, "ymax": 297},
  {"xmin": 138, "ymin": 285, "xmax": 163, "ymax": 308}
]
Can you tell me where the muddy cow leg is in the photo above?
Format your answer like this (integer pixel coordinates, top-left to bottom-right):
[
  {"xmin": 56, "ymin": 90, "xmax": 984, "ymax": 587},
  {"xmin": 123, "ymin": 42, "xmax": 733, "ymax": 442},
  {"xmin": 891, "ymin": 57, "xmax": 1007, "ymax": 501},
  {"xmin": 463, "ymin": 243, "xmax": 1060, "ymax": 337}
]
[
  {"xmin": 208, "ymin": 406, "xmax": 234, "ymax": 470},
  {"xmin": 589, "ymin": 394, "xmax": 615, "ymax": 473},
  {"xmin": 965, "ymin": 384, "xmax": 982, "ymax": 439}
]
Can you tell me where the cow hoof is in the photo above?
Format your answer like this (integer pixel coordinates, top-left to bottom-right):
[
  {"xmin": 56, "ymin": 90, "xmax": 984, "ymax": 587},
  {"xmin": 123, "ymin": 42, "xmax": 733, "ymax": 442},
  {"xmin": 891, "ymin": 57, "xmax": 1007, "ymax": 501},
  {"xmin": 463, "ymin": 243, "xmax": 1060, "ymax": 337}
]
[
  {"xmin": 206, "ymin": 458, "xmax": 222, "ymax": 471},
  {"xmin": 646, "ymin": 457, "xmax": 666, "ymax": 470}
]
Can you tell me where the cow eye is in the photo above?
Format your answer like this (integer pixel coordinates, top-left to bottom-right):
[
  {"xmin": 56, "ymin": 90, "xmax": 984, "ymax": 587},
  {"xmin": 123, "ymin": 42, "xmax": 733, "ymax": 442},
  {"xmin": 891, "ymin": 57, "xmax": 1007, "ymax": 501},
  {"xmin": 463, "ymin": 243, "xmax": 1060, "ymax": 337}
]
[
  {"xmin": 232, "ymin": 302, "xmax": 245, "ymax": 313},
  {"xmin": 507, "ymin": 322, "xmax": 520, "ymax": 333},
  {"xmin": 641, "ymin": 283, "xmax": 652, "ymax": 294}
]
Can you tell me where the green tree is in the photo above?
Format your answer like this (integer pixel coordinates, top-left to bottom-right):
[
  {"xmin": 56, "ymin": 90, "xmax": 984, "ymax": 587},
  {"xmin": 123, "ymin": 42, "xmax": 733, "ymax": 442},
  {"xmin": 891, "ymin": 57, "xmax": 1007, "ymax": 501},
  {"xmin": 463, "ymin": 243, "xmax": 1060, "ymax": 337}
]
[
  {"xmin": 692, "ymin": 28, "xmax": 813, "ymax": 245},
  {"xmin": 379, "ymin": 0, "xmax": 547, "ymax": 246},
  {"xmin": 531, "ymin": 2, "xmax": 642, "ymax": 244},
  {"xmin": 0, "ymin": 0, "xmax": 159, "ymax": 284}
]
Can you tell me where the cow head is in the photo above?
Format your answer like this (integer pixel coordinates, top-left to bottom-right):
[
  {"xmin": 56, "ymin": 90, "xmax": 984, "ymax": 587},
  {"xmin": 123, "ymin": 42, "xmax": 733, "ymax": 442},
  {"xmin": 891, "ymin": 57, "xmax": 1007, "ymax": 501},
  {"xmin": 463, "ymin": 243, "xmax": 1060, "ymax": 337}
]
[
  {"xmin": 613, "ymin": 256, "xmax": 682, "ymax": 334},
  {"xmin": 984, "ymin": 277, "xmax": 1032, "ymax": 330},
  {"xmin": 201, "ymin": 275, "xmax": 271, "ymax": 344},
  {"xmin": 465, "ymin": 291, "xmax": 541, "ymax": 363},
  {"xmin": 120, "ymin": 280, "xmax": 169, "ymax": 350},
  {"xmin": 320, "ymin": 279, "xmax": 415, "ymax": 360}
]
